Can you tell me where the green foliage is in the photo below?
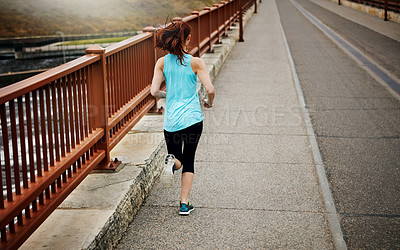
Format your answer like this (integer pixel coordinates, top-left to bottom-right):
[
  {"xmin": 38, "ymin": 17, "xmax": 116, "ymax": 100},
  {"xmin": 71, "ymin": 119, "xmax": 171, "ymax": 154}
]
[
  {"xmin": 57, "ymin": 37, "xmax": 130, "ymax": 46},
  {"xmin": 0, "ymin": 0, "xmax": 221, "ymax": 38}
]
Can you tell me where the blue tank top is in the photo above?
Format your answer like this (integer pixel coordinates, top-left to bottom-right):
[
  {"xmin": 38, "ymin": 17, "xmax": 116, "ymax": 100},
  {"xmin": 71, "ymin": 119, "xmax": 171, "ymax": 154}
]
[{"xmin": 163, "ymin": 53, "xmax": 204, "ymax": 132}]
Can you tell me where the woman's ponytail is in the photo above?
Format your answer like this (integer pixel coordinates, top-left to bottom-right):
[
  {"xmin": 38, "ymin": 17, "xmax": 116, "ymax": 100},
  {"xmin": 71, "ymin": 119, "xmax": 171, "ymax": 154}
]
[{"xmin": 155, "ymin": 21, "xmax": 191, "ymax": 66}]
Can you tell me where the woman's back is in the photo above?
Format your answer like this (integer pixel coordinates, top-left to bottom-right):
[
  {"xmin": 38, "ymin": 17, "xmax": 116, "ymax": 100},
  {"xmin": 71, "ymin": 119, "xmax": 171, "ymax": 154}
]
[
  {"xmin": 150, "ymin": 20, "xmax": 215, "ymax": 215},
  {"xmin": 163, "ymin": 53, "xmax": 203, "ymax": 132}
]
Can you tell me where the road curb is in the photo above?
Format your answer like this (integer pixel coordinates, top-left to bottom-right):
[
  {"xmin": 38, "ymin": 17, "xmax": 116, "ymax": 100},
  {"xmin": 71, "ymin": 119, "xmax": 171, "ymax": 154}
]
[{"xmin": 279, "ymin": 2, "xmax": 348, "ymax": 249}]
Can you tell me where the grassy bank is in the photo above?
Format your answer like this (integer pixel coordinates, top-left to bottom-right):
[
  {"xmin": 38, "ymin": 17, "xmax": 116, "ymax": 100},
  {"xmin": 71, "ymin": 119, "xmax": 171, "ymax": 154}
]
[
  {"xmin": 57, "ymin": 37, "xmax": 130, "ymax": 46},
  {"xmin": 0, "ymin": 0, "xmax": 219, "ymax": 38}
]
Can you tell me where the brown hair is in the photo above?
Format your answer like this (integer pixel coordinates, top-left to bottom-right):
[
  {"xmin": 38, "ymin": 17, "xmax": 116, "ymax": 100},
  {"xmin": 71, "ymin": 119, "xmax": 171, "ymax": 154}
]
[{"xmin": 155, "ymin": 21, "xmax": 191, "ymax": 66}]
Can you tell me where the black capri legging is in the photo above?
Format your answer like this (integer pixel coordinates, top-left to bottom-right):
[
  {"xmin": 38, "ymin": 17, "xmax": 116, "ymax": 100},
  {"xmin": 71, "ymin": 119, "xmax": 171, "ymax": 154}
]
[{"xmin": 163, "ymin": 121, "xmax": 203, "ymax": 173}]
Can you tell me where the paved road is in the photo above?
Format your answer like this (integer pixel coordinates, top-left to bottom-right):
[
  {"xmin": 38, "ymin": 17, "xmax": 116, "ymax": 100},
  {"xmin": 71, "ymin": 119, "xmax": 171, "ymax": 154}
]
[
  {"xmin": 295, "ymin": 0, "xmax": 400, "ymax": 80},
  {"xmin": 277, "ymin": 0, "xmax": 400, "ymax": 248}
]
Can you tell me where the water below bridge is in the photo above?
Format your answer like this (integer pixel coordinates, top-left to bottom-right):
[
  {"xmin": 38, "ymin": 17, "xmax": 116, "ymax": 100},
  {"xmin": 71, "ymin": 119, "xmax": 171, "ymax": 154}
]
[{"xmin": 0, "ymin": 56, "xmax": 79, "ymax": 75}]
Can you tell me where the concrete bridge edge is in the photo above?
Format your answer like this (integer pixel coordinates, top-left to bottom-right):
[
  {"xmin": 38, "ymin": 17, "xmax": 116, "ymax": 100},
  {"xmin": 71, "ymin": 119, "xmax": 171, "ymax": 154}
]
[{"xmin": 328, "ymin": 0, "xmax": 400, "ymax": 23}]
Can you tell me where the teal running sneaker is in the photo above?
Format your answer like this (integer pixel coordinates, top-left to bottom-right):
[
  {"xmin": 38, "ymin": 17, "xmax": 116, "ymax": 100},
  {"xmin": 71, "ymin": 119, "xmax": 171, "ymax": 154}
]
[{"xmin": 179, "ymin": 202, "xmax": 194, "ymax": 216}]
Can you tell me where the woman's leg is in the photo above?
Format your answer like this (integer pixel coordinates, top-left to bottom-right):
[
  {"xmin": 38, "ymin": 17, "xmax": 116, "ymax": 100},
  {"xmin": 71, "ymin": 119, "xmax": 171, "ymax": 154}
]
[
  {"xmin": 163, "ymin": 130, "xmax": 183, "ymax": 171},
  {"xmin": 180, "ymin": 121, "xmax": 203, "ymax": 204},
  {"xmin": 181, "ymin": 173, "xmax": 194, "ymax": 204},
  {"xmin": 175, "ymin": 158, "xmax": 182, "ymax": 170}
]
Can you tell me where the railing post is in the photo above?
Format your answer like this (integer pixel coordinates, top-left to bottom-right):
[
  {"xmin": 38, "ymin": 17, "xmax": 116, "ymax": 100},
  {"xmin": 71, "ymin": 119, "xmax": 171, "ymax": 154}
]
[
  {"xmin": 171, "ymin": 17, "xmax": 183, "ymax": 24},
  {"xmin": 229, "ymin": 0, "xmax": 234, "ymax": 26},
  {"xmin": 143, "ymin": 26, "xmax": 157, "ymax": 63},
  {"xmin": 172, "ymin": 17, "xmax": 185, "ymax": 51},
  {"xmin": 204, "ymin": 7, "xmax": 214, "ymax": 53},
  {"xmin": 213, "ymin": 4, "xmax": 221, "ymax": 43},
  {"xmin": 143, "ymin": 26, "xmax": 163, "ymax": 113},
  {"xmin": 85, "ymin": 46, "xmax": 116, "ymax": 170},
  {"xmin": 172, "ymin": 16, "xmax": 184, "ymax": 28},
  {"xmin": 221, "ymin": 1, "xmax": 228, "ymax": 33},
  {"xmin": 231, "ymin": 0, "xmax": 237, "ymax": 26},
  {"xmin": 239, "ymin": 0, "xmax": 244, "ymax": 42},
  {"xmin": 384, "ymin": 0, "xmax": 388, "ymax": 21},
  {"xmin": 191, "ymin": 11, "xmax": 201, "ymax": 57}
]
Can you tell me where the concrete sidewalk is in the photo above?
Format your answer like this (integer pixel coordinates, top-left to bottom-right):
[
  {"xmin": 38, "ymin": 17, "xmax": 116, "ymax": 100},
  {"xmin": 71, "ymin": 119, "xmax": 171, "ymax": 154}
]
[{"xmin": 117, "ymin": 0, "xmax": 334, "ymax": 248}]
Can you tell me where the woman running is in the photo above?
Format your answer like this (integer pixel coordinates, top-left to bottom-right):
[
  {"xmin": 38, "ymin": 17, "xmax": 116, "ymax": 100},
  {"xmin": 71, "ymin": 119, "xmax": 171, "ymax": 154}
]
[{"xmin": 150, "ymin": 20, "xmax": 215, "ymax": 215}]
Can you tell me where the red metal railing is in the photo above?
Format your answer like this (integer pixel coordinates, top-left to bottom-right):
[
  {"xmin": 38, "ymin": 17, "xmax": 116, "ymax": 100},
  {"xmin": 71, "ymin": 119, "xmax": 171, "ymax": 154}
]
[
  {"xmin": 343, "ymin": 0, "xmax": 400, "ymax": 20},
  {"xmin": 0, "ymin": 0, "xmax": 256, "ymax": 248}
]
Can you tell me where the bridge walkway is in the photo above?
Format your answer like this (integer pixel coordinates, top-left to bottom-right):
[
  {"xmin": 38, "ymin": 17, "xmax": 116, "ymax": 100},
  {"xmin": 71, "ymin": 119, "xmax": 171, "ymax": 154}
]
[{"xmin": 117, "ymin": 0, "xmax": 335, "ymax": 248}]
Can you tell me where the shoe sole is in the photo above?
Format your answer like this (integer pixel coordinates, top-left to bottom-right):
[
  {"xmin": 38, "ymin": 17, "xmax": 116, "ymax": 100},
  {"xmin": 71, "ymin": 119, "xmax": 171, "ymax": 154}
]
[
  {"xmin": 179, "ymin": 207, "xmax": 194, "ymax": 216},
  {"xmin": 164, "ymin": 154, "xmax": 175, "ymax": 174}
]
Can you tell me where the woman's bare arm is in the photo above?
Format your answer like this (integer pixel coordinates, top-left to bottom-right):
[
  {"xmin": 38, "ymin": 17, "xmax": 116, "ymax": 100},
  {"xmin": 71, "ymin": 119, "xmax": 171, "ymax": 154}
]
[
  {"xmin": 192, "ymin": 57, "xmax": 215, "ymax": 107},
  {"xmin": 150, "ymin": 57, "xmax": 166, "ymax": 98}
]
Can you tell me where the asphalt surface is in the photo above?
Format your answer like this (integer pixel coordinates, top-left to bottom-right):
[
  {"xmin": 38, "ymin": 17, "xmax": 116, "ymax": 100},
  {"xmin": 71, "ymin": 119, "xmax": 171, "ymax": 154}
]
[
  {"xmin": 293, "ymin": 0, "xmax": 400, "ymax": 81},
  {"xmin": 277, "ymin": 0, "xmax": 400, "ymax": 248}
]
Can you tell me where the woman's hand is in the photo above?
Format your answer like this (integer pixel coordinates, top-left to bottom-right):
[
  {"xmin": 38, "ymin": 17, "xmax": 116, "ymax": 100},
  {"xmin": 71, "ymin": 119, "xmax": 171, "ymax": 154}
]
[
  {"xmin": 204, "ymin": 102, "xmax": 212, "ymax": 108},
  {"xmin": 156, "ymin": 91, "xmax": 166, "ymax": 99},
  {"xmin": 203, "ymin": 98, "xmax": 212, "ymax": 108}
]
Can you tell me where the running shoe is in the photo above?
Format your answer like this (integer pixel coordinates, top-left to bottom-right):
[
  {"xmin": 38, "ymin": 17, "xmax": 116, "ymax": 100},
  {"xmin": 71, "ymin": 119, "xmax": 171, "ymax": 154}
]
[
  {"xmin": 179, "ymin": 202, "xmax": 194, "ymax": 216},
  {"xmin": 161, "ymin": 154, "xmax": 175, "ymax": 187},
  {"xmin": 164, "ymin": 154, "xmax": 176, "ymax": 174}
]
